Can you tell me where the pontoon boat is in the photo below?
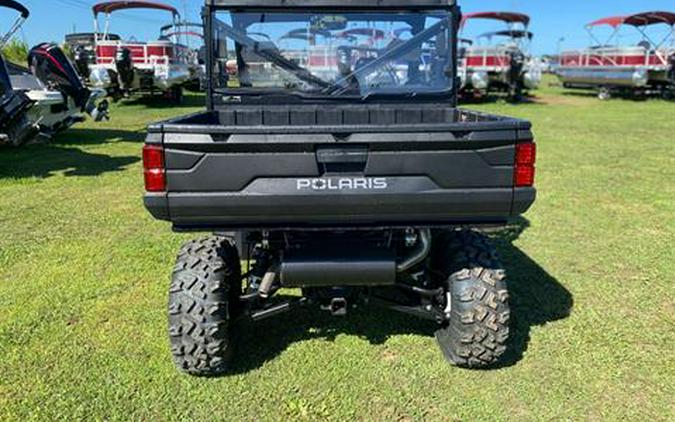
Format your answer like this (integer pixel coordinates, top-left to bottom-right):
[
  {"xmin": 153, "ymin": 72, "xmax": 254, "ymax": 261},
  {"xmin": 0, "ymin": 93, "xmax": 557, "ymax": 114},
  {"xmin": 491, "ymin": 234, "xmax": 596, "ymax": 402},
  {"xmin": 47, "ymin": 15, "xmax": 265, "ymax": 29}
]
[
  {"xmin": 89, "ymin": 1, "xmax": 192, "ymax": 102},
  {"xmin": 460, "ymin": 12, "xmax": 541, "ymax": 100},
  {"xmin": 557, "ymin": 11, "xmax": 675, "ymax": 99}
]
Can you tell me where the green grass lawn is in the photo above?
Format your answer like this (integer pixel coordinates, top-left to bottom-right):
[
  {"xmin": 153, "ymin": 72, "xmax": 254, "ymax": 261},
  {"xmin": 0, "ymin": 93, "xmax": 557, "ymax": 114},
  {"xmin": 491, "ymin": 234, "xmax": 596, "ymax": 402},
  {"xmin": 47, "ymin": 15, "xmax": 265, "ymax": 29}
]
[{"xmin": 1, "ymin": 82, "xmax": 674, "ymax": 420}]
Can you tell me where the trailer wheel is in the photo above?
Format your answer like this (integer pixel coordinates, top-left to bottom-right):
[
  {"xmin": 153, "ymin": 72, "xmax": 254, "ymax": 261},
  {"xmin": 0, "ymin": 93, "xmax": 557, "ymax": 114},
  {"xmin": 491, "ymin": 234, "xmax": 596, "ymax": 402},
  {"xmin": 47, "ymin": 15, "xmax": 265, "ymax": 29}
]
[
  {"xmin": 433, "ymin": 230, "xmax": 510, "ymax": 368},
  {"xmin": 598, "ymin": 88, "xmax": 611, "ymax": 101},
  {"xmin": 168, "ymin": 236, "xmax": 241, "ymax": 376}
]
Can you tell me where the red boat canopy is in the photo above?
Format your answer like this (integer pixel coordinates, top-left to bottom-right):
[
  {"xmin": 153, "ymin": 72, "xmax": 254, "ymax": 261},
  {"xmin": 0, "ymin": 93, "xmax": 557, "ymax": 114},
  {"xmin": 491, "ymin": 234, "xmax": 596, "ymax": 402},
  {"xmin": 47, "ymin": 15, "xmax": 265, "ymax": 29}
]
[
  {"xmin": 624, "ymin": 11, "xmax": 675, "ymax": 26},
  {"xmin": 462, "ymin": 12, "xmax": 531, "ymax": 27},
  {"xmin": 587, "ymin": 16, "xmax": 626, "ymax": 28},
  {"xmin": 0, "ymin": 0, "xmax": 30, "ymax": 19},
  {"xmin": 588, "ymin": 11, "xmax": 675, "ymax": 28},
  {"xmin": 93, "ymin": 1, "xmax": 179, "ymax": 17}
]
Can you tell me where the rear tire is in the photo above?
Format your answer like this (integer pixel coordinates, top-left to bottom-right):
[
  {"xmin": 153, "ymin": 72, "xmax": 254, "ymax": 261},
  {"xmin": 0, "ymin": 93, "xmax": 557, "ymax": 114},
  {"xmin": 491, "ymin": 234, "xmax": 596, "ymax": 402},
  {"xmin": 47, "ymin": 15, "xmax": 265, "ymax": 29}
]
[
  {"xmin": 168, "ymin": 236, "xmax": 241, "ymax": 376},
  {"xmin": 433, "ymin": 230, "xmax": 510, "ymax": 368}
]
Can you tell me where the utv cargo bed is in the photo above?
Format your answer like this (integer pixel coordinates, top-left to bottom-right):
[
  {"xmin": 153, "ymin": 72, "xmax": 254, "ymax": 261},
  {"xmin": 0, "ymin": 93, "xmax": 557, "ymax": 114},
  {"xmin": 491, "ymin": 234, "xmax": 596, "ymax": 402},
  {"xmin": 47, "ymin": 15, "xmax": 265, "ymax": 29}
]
[{"xmin": 144, "ymin": 104, "xmax": 535, "ymax": 230}]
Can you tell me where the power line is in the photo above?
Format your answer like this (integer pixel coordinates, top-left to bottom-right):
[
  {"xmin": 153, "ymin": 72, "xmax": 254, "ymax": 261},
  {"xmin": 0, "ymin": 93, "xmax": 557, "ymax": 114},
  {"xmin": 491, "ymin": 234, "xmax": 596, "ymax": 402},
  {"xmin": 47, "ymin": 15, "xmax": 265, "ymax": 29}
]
[
  {"xmin": 50, "ymin": 0, "xmax": 171, "ymax": 25},
  {"xmin": 51, "ymin": 0, "xmax": 93, "ymax": 10}
]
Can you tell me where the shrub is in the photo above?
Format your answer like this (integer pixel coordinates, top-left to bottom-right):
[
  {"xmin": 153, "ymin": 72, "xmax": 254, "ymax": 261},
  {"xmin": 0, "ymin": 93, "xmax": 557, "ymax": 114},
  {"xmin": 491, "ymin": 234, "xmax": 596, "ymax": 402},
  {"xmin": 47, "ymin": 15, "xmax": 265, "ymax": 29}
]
[{"xmin": 2, "ymin": 39, "xmax": 29, "ymax": 66}]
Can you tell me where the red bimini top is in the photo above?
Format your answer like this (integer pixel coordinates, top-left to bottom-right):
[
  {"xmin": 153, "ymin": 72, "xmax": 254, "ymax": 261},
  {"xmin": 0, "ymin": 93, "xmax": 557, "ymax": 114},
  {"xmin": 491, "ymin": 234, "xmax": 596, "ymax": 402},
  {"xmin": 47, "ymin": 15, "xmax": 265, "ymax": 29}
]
[
  {"xmin": 0, "ymin": 0, "xmax": 30, "ymax": 19},
  {"xmin": 93, "ymin": 1, "xmax": 179, "ymax": 17},
  {"xmin": 587, "ymin": 16, "xmax": 626, "ymax": 29},
  {"xmin": 587, "ymin": 11, "xmax": 675, "ymax": 28},
  {"xmin": 624, "ymin": 11, "xmax": 675, "ymax": 26},
  {"xmin": 462, "ymin": 12, "xmax": 531, "ymax": 27}
]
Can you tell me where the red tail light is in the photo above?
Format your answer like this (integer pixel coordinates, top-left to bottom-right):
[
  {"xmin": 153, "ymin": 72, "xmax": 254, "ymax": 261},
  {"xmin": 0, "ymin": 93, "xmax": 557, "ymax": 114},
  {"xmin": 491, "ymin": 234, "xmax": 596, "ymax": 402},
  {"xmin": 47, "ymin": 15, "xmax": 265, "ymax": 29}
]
[
  {"xmin": 143, "ymin": 145, "xmax": 166, "ymax": 192},
  {"xmin": 514, "ymin": 165, "xmax": 535, "ymax": 187},
  {"xmin": 514, "ymin": 142, "xmax": 536, "ymax": 187},
  {"xmin": 515, "ymin": 143, "xmax": 536, "ymax": 166}
]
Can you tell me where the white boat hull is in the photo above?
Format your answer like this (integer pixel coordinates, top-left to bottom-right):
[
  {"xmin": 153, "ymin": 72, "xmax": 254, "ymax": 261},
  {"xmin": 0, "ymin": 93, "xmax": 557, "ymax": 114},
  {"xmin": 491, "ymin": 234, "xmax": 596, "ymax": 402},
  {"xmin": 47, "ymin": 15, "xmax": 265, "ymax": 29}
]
[
  {"xmin": 558, "ymin": 46, "xmax": 674, "ymax": 89},
  {"xmin": 557, "ymin": 67, "xmax": 651, "ymax": 88},
  {"xmin": 10, "ymin": 76, "xmax": 104, "ymax": 136},
  {"xmin": 89, "ymin": 63, "xmax": 190, "ymax": 92}
]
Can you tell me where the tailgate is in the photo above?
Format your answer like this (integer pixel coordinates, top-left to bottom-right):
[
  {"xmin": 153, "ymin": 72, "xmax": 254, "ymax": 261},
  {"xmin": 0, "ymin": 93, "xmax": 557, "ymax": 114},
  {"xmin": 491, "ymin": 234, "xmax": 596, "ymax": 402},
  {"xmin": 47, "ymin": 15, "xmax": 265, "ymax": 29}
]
[{"xmin": 145, "ymin": 110, "xmax": 535, "ymax": 229}]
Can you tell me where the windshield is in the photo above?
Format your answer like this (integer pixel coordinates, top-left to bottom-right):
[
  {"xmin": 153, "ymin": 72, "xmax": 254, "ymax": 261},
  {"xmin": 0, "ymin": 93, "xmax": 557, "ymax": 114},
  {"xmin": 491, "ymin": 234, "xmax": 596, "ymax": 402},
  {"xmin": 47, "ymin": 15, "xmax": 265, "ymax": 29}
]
[{"xmin": 211, "ymin": 10, "xmax": 454, "ymax": 99}]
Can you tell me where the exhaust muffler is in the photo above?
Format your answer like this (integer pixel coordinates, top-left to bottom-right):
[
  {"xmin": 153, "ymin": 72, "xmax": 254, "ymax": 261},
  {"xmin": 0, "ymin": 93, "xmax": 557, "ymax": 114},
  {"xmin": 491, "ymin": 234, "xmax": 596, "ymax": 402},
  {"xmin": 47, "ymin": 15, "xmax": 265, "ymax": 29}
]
[
  {"xmin": 280, "ymin": 246, "xmax": 397, "ymax": 288},
  {"xmin": 279, "ymin": 229, "xmax": 432, "ymax": 288}
]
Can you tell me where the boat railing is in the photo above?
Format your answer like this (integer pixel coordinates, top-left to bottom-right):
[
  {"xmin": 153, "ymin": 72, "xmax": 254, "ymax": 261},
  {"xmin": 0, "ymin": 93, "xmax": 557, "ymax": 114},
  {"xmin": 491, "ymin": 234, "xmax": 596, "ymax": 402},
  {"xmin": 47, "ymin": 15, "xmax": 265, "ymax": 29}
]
[
  {"xmin": 652, "ymin": 49, "xmax": 670, "ymax": 67},
  {"xmin": 96, "ymin": 41, "xmax": 188, "ymax": 66},
  {"xmin": 561, "ymin": 46, "xmax": 670, "ymax": 68},
  {"xmin": 148, "ymin": 55, "xmax": 170, "ymax": 66},
  {"xmin": 464, "ymin": 46, "xmax": 511, "ymax": 69}
]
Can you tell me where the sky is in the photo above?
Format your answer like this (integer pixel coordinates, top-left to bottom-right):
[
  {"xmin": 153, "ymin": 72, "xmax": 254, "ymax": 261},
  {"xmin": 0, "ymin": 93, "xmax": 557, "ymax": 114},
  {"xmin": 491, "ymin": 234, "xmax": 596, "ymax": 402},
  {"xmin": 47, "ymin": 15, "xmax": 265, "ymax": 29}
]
[{"xmin": 1, "ymin": 0, "xmax": 674, "ymax": 54}]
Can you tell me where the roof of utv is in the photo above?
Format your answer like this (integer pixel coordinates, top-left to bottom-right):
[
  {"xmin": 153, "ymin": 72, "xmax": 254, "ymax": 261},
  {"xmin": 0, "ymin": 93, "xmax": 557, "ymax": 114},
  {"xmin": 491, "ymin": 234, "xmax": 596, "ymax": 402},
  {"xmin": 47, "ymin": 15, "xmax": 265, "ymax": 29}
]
[{"xmin": 205, "ymin": 0, "xmax": 455, "ymax": 8}]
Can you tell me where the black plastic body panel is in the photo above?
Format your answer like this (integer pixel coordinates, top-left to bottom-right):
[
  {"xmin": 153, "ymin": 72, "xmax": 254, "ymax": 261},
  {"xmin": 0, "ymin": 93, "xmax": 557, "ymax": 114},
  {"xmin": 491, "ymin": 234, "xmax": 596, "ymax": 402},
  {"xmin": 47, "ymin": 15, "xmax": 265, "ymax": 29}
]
[
  {"xmin": 163, "ymin": 187, "xmax": 515, "ymax": 227},
  {"xmin": 143, "ymin": 104, "xmax": 535, "ymax": 231}
]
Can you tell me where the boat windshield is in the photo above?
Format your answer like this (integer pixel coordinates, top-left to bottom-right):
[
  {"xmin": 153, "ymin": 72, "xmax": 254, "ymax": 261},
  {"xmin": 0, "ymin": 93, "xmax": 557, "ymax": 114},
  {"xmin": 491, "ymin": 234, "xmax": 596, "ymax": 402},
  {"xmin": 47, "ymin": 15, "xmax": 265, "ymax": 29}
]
[{"xmin": 211, "ymin": 10, "xmax": 454, "ymax": 100}]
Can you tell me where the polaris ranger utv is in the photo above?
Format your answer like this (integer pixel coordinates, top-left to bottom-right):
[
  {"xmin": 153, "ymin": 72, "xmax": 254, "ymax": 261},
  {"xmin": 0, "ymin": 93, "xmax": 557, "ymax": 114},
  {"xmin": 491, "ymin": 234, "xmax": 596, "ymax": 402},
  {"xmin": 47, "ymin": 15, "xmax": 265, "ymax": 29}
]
[{"xmin": 144, "ymin": 0, "xmax": 537, "ymax": 375}]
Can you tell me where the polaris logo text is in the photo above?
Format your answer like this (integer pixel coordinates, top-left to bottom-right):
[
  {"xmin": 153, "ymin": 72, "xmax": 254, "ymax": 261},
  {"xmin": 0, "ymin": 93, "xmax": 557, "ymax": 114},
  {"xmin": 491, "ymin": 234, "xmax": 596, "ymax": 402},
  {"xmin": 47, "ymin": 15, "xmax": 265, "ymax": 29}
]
[{"xmin": 297, "ymin": 177, "xmax": 388, "ymax": 191}]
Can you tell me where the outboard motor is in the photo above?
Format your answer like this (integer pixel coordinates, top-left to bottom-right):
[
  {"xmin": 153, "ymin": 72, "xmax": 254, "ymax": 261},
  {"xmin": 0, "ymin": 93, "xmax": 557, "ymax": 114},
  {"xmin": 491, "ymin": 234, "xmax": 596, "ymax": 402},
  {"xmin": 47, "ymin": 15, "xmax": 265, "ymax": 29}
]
[
  {"xmin": 115, "ymin": 47, "xmax": 134, "ymax": 92},
  {"xmin": 73, "ymin": 45, "xmax": 91, "ymax": 79},
  {"xmin": 509, "ymin": 51, "xmax": 526, "ymax": 99},
  {"xmin": 197, "ymin": 45, "xmax": 206, "ymax": 65},
  {"xmin": 0, "ymin": 53, "xmax": 39, "ymax": 146},
  {"xmin": 28, "ymin": 42, "xmax": 108, "ymax": 121}
]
